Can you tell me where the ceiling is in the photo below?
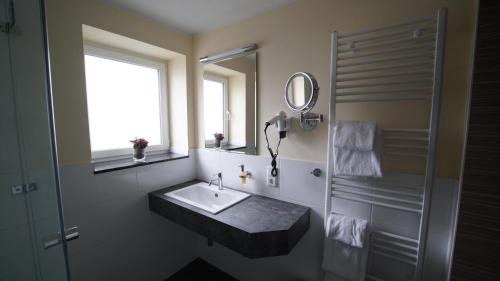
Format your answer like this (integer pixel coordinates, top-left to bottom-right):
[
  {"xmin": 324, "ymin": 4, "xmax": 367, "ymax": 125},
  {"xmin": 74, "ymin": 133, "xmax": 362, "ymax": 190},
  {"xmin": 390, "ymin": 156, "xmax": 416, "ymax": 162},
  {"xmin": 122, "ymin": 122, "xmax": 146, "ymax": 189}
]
[{"xmin": 103, "ymin": 0, "xmax": 296, "ymax": 35}]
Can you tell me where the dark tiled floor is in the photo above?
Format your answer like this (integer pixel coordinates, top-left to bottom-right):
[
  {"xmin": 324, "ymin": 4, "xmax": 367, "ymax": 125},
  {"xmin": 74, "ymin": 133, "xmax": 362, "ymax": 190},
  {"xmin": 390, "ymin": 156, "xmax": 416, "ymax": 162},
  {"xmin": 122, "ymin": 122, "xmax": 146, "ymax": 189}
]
[{"xmin": 165, "ymin": 258, "xmax": 239, "ymax": 281}]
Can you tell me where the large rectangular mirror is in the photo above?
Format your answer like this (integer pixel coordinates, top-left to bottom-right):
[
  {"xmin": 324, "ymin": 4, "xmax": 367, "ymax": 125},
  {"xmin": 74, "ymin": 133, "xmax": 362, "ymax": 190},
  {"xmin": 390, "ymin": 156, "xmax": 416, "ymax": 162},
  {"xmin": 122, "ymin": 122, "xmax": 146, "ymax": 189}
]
[{"xmin": 202, "ymin": 49, "xmax": 257, "ymax": 154}]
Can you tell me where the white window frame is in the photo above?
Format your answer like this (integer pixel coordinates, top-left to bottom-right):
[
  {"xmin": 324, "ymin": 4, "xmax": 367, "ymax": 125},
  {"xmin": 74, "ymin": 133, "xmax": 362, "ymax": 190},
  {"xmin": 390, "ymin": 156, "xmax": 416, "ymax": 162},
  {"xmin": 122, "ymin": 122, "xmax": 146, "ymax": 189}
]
[
  {"xmin": 83, "ymin": 44, "xmax": 169, "ymax": 162},
  {"xmin": 203, "ymin": 73, "xmax": 229, "ymax": 145}
]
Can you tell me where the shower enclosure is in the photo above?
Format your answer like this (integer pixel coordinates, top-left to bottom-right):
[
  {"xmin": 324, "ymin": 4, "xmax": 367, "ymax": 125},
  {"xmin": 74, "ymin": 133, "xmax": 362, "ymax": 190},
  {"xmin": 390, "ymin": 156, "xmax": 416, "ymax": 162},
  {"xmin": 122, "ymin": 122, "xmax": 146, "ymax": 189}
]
[{"xmin": 1, "ymin": 0, "xmax": 71, "ymax": 280}]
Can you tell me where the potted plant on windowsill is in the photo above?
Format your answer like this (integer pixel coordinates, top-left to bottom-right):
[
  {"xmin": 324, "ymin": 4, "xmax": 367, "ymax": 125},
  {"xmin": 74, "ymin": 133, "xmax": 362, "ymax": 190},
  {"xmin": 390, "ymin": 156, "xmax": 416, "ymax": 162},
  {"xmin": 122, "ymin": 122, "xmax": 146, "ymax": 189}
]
[
  {"xmin": 130, "ymin": 138, "xmax": 148, "ymax": 162},
  {"xmin": 214, "ymin": 133, "xmax": 224, "ymax": 148}
]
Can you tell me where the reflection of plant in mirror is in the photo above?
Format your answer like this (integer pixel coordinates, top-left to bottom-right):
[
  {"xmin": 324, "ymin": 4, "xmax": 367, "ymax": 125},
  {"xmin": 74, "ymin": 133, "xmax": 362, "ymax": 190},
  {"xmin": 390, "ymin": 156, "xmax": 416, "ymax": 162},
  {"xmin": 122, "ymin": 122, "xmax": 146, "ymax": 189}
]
[{"xmin": 214, "ymin": 133, "xmax": 224, "ymax": 141}]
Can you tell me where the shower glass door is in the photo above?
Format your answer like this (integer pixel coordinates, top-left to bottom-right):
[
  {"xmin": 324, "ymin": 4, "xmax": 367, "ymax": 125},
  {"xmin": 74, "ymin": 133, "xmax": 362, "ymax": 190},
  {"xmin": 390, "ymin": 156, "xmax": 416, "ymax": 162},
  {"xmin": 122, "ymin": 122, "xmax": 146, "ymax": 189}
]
[{"xmin": 1, "ymin": 0, "xmax": 70, "ymax": 280}]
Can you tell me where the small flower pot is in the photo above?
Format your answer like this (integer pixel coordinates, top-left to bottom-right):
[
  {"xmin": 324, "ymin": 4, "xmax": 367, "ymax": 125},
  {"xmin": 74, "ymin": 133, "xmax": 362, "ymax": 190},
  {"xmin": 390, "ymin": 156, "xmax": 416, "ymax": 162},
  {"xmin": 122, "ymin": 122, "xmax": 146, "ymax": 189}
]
[
  {"xmin": 214, "ymin": 139, "xmax": 221, "ymax": 148},
  {"xmin": 133, "ymin": 148, "xmax": 146, "ymax": 162}
]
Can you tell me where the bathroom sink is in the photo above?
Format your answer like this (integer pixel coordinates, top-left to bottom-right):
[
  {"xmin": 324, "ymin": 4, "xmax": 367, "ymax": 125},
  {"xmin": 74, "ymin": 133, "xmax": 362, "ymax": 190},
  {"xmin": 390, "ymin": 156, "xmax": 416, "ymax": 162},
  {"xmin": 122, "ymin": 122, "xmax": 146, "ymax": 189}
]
[{"xmin": 164, "ymin": 182, "xmax": 250, "ymax": 214}]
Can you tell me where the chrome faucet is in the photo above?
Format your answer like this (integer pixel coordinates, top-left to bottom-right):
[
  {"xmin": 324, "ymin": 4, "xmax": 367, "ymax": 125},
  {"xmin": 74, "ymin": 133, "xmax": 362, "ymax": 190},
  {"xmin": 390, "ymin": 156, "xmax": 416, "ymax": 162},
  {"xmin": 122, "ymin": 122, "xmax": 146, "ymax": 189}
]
[{"xmin": 209, "ymin": 172, "xmax": 223, "ymax": 190}]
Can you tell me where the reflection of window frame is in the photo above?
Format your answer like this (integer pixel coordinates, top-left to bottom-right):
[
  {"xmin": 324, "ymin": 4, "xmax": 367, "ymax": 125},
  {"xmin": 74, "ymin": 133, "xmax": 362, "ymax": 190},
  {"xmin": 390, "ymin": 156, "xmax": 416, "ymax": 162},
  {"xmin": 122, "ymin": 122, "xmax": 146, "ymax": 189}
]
[
  {"xmin": 203, "ymin": 73, "xmax": 229, "ymax": 145},
  {"xmin": 83, "ymin": 44, "xmax": 169, "ymax": 162}
]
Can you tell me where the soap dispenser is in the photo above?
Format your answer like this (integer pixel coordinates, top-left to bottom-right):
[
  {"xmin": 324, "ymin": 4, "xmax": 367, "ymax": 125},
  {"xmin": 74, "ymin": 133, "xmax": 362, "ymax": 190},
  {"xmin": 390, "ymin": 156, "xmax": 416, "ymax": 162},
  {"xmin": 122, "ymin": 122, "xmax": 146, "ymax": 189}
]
[{"xmin": 239, "ymin": 165, "xmax": 248, "ymax": 184}]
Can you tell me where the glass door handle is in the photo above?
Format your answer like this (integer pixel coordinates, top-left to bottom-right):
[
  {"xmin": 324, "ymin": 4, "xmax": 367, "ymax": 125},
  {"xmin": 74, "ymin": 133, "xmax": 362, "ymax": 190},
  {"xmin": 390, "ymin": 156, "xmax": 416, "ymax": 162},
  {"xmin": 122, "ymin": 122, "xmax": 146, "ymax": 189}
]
[
  {"xmin": 64, "ymin": 226, "xmax": 79, "ymax": 242},
  {"xmin": 43, "ymin": 226, "xmax": 79, "ymax": 249}
]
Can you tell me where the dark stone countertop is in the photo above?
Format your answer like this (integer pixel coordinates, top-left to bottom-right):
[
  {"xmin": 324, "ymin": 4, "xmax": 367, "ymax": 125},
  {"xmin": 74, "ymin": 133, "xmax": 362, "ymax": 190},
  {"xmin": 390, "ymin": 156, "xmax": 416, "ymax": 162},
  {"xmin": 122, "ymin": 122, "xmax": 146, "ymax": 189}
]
[{"xmin": 148, "ymin": 180, "xmax": 310, "ymax": 258}]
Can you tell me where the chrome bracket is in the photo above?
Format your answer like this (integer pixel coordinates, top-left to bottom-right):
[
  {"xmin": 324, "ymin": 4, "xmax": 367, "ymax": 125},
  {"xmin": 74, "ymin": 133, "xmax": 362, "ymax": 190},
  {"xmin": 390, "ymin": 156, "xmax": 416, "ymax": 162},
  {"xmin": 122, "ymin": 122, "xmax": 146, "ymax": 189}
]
[
  {"xmin": 11, "ymin": 183, "xmax": 37, "ymax": 195},
  {"xmin": 0, "ymin": 22, "xmax": 10, "ymax": 33},
  {"xmin": 299, "ymin": 112, "xmax": 324, "ymax": 131}
]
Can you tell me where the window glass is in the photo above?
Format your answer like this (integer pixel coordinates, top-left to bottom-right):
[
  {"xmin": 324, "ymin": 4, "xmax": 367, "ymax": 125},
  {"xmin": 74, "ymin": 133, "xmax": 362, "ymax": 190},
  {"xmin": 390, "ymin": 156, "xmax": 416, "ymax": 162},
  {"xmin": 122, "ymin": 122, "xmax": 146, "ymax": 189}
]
[{"xmin": 84, "ymin": 54, "xmax": 163, "ymax": 152}]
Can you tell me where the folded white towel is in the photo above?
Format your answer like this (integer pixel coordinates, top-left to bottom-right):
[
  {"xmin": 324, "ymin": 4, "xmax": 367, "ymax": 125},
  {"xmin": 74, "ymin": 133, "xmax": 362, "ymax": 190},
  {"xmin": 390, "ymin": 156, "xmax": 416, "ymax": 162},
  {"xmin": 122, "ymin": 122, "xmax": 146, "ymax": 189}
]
[
  {"xmin": 334, "ymin": 121, "xmax": 376, "ymax": 151},
  {"xmin": 333, "ymin": 121, "xmax": 382, "ymax": 178},
  {"xmin": 333, "ymin": 147, "xmax": 382, "ymax": 177},
  {"xmin": 322, "ymin": 242, "xmax": 366, "ymax": 281},
  {"xmin": 326, "ymin": 213, "xmax": 368, "ymax": 248},
  {"xmin": 322, "ymin": 213, "xmax": 370, "ymax": 281}
]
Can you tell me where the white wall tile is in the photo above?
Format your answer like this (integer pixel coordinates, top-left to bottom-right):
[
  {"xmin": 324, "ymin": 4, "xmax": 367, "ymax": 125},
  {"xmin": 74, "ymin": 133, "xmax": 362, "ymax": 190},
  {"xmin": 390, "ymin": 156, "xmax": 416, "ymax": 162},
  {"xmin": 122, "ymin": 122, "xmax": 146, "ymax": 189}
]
[
  {"xmin": 137, "ymin": 155, "xmax": 195, "ymax": 192},
  {"xmin": 59, "ymin": 165, "xmax": 100, "ymax": 209},
  {"xmin": 194, "ymin": 149, "xmax": 325, "ymax": 281},
  {"xmin": 219, "ymin": 151, "xmax": 281, "ymax": 199},
  {"xmin": 195, "ymin": 148, "xmax": 222, "ymax": 181},
  {"xmin": 94, "ymin": 167, "xmax": 139, "ymax": 200},
  {"xmin": 280, "ymin": 158, "xmax": 325, "ymax": 209},
  {"xmin": 57, "ymin": 148, "xmax": 458, "ymax": 281},
  {"xmin": 193, "ymin": 149, "xmax": 459, "ymax": 281},
  {"xmin": 59, "ymin": 157, "xmax": 199, "ymax": 281}
]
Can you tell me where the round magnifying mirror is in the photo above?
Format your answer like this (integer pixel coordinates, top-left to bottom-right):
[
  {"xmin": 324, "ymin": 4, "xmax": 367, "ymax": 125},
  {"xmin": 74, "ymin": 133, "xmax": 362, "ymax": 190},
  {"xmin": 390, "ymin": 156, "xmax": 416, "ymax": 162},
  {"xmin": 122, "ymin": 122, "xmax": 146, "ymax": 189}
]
[{"xmin": 285, "ymin": 72, "xmax": 319, "ymax": 113}]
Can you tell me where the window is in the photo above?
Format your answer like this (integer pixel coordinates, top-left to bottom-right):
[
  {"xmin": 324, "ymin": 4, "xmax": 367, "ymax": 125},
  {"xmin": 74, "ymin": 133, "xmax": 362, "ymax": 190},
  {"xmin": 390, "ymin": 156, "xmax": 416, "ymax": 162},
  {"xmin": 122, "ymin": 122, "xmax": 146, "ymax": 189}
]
[
  {"xmin": 83, "ymin": 45, "xmax": 168, "ymax": 161},
  {"xmin": 203, "ymin": 74, "xmax": 228, "ymax": 142}
]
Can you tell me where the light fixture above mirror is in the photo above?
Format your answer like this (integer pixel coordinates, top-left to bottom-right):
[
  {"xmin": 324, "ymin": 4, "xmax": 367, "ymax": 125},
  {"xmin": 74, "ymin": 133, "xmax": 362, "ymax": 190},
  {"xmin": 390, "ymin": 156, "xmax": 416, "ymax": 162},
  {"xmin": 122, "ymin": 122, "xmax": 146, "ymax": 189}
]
[
  {"xmin": 285, "ymin": 72, "xmax": 323, "ymax": 130},
  {"xmin": 200, "ymin": 44, "xmax": 257, "ymax": 64}
]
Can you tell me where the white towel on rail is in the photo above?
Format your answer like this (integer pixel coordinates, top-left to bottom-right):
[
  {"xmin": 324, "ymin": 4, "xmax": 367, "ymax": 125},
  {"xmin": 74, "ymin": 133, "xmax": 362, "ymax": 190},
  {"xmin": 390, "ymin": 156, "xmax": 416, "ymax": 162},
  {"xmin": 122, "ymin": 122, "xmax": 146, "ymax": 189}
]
[
  {"xmin": 322, "ymin": 213, "xmax": 369, "ymax": 281},
  {"xmin": 326, "ymin": 213, "xmax": 368, "ymax": 248},
  {"xmin": 334, "ymin": 121, "xmax": 376, "ymax": 151},
  {"xmin": 333, "ymin": 121, "xmax": 382, "ymax": 177}
]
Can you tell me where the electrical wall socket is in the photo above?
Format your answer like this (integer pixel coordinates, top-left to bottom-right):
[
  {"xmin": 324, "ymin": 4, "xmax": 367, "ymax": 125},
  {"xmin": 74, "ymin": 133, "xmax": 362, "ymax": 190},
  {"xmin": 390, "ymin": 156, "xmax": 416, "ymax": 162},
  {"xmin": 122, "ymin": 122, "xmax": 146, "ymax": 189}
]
[{"xmin": 266, "ymin": 166, "xmax": 278, "ymax": 187}]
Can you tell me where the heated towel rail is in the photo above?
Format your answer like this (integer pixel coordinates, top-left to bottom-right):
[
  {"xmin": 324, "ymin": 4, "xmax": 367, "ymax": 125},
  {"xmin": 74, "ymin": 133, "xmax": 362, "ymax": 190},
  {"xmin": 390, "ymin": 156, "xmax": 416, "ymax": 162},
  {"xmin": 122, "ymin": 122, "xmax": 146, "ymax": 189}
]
[{"xmin": 325, "ymin": 8, "xmax": 447, "ymax": 281}]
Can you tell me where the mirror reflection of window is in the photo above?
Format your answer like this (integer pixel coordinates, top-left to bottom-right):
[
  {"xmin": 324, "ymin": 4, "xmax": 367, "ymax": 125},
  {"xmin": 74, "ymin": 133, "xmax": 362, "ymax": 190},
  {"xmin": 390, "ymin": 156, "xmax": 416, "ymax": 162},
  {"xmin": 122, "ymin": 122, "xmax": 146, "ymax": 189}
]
[
  {"xmin": 203, "ymin": 77, "xmax": 227, "ymax": 141},
  {"xmin": 292, "ymin": 76, "xmax": 306, "ymax": 107},
  {"xmin": 201, "ymin": 52, "xmax": 256, "ymax": 154},
  {"xmin": 287, "ymin": 74, "xmax": 313, "ymax": 110}
]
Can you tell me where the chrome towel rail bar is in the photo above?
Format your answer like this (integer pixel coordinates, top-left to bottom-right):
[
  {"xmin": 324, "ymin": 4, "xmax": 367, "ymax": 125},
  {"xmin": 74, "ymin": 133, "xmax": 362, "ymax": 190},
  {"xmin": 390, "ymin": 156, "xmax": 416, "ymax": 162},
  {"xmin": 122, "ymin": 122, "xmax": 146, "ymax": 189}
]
[
  {"xmin": 338, "ymin": 16, "xmax": 434, "ymax": 39},
  {"xmin": 337, "ymin": 61, "xmax": 434, "ymax": 75},
  {"xmin": 335, "ymin": 95, "xmax": 432, "ymax": 103},
  {"xmin": 338, "ymin": 34, "xmax": 436, "ymax": 53},
  {"xmin": 338, "ymin": 43, "xmax": 435, "ymax": 60},
  {"xmin": 338, "ymin": 26, "xmax": 436, "ymax": 46},
  {"xmin": 337, "ymin": 52, "xmax": 435, "ymax": 68},
  {"xmin": 336, "ymin": 88, "xmax": 433, "ymax": 96},
  {"xmin": 337, "ymin": 50, "xmax": 434, "ymax": 69},
  {"xmin": 336, "ymin": 79, "xmax": 433, "ymax": 90}
]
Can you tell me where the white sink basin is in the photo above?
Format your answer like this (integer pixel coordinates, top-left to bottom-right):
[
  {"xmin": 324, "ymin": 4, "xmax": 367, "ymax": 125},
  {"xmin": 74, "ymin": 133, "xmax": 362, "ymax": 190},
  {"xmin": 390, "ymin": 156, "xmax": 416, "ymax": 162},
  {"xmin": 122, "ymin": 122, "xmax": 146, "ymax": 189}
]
[{"xmin": 164, "ymin": 182, "xmax": 251, "ymax": 214}]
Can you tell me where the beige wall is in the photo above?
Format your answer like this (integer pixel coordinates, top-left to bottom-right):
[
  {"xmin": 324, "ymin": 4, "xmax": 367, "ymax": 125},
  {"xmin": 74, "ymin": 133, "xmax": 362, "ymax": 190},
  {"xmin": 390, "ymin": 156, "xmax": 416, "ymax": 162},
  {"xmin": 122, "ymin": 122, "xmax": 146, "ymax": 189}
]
[
  {"xmin": 167, "ymin": 57, "xmax": 190, "ymax": 154},
  {"xmin": 194, "ymin": 0, "xmax": 477, "ymax": 179},
  {"xmin": 228, "ymin": 73, "xmax": 246, "ymax": 146},
  {"xmin": 45, "ymin": 0, "xmax": 195, "ymax": 166},
  {"xmin": 46, "ymin": 0, "xmax": 476, "ymax": 178}
]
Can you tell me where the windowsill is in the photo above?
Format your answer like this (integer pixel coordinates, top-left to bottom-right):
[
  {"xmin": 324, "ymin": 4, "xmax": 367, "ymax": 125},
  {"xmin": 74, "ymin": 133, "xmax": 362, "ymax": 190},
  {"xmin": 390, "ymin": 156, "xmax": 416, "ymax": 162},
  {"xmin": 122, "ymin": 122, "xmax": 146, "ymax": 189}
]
[
  {"xmin": 205, "ymin": 143, "xmax": 247, "ymax": 151},
  {"xmin": 93, "ymin": 152, "xmax": 189, "ymax": 174}
]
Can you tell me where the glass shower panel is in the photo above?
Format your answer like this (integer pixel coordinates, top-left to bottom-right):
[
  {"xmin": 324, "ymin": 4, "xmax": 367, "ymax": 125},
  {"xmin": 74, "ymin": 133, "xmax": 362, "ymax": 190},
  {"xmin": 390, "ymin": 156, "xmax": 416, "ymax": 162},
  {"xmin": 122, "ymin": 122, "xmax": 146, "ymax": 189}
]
[
  {"xmin": 0, "ymin": 3, "xmax": 37, "ymax": 280},
  {"xmin": 0, "ymin": 0, "xmax": 70, "ymax": 280}
]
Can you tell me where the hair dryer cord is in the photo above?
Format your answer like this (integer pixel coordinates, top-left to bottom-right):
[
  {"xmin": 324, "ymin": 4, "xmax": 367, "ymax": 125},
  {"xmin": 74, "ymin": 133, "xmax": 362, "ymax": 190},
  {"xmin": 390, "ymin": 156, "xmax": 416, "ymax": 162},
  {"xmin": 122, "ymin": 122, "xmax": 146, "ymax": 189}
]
[{"xmin": 264, "ymin": 122, "xmax": 281, "ymax": 177}]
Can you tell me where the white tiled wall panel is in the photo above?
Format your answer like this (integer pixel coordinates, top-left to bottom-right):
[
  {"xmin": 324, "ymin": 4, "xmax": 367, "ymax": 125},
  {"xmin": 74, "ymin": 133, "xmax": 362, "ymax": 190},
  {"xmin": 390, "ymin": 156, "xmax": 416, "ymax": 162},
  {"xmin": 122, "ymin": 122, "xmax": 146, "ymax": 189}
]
[
  {"xmin": 58, "ymin": 148, "xmax": 457, "ymax": 281},
  {"xmin": 194, "ymin": 149, "xmax": 458, "ymax": 281},
  {"xmin": 59, "ymin": 153, "xmax": 198, "ymax": 281}
]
